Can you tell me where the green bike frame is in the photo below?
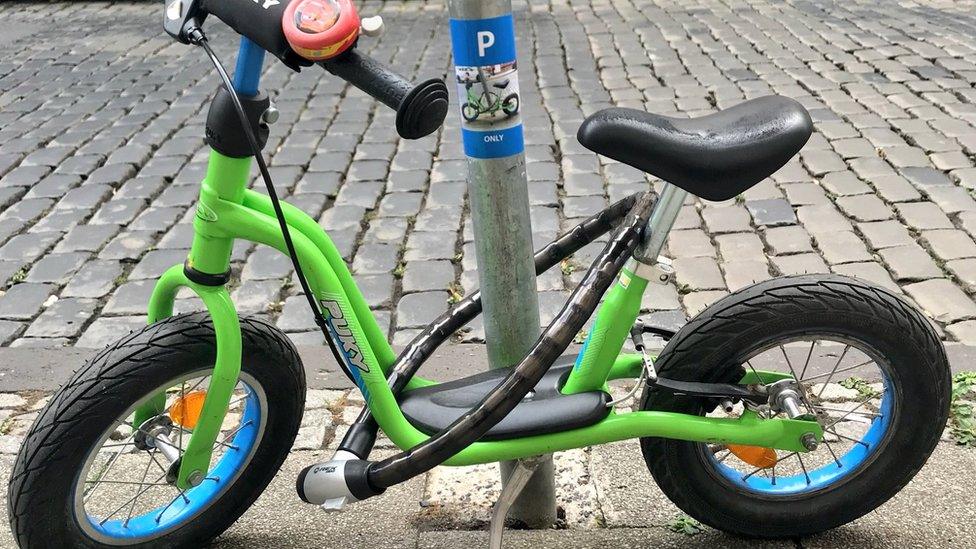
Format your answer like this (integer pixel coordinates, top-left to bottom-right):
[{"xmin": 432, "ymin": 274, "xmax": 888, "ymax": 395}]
[{"xmin": 140, "ymin": 44, "xmax": 821, "ymax": 491}]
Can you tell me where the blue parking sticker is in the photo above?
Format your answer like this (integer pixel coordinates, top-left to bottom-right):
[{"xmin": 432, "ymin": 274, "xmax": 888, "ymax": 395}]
[{"xmin": 449, "ymin": 15, "xmax": 525, "ymax": 159}]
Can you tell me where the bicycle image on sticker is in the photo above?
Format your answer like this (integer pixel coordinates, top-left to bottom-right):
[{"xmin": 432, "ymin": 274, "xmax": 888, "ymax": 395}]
[{"xmin": 456, "ymin": 62, "xmax": 520, "ymax": 127}]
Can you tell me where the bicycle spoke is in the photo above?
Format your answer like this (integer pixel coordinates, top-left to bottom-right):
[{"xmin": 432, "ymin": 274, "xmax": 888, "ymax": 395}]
[
  {"xmin": 148, "ymin": 448, "xmax": 172, "ymax": 476},
  {"xmin": 85, "ymin": 432, "xmax": 138, "ymax": 502},
  {"xmin": 83, "ymin": 479, "xmax": 172, "ymax": 487},
  {"xmin": 744, "ymin": 360, "xmax": 767, "ymax": 385},
  {"xmin": 820, "ymin": 393, "xmax": 884, "ymax": 432},
  {"xmin": 98, "ymin": 471, "xmax": 168, "ymax": 526},
  {"xmin": 816, "ymin": 345, "xmax": 851, "ymax": 398},
  {"xmin": 799, "ymin": 340, "xmax": 816, "ymax": 381},
  {"xmin": 742, "ymin": 452, "xmax": 796, "ymax": 481},
  {"xmin": 123, "ymin": 452, "xmax": 156, "ymax": 526},
  {"xmin": 825, "ymin": 427, "xmax": 870, "ymax": 447},
  {"xmin": 174, "ymin": 425, "xmax": 241, "ymax": 452},
  {"xmin": 822, "ymin": 439, "xmax": 842, "ymax": 467},
  {"xmin": 802, "ymin": 358, "xmax": 874, "ymax": 384},
  {"xmin": 155, "ymin": 487, "xmax": 191, "ymax": 524},
  {"xmin": 796, "ymin": 453, "xmax": 811, "ymax": 485},
  {"xmin": 812, "ymin": 405, "xmax": 882, "ymax": 418},
  {"xmin": 780, "ymin": 345, "xmax": 815, "ymax": 415}
]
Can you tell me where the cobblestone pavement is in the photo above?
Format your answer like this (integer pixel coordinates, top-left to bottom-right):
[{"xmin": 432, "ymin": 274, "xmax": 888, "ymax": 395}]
[{"xmin": 5, "ymin": 0, "xmax": 976, "ymax": 350}]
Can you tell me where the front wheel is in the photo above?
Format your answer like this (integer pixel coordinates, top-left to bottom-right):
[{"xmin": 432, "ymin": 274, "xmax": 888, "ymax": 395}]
[
  {"xmin": 8, "ymin": 312, "xmax": 306, "ymax": 548},
  {"xmin": 639, "ymin": 275, "xmax": 950, "ymax": 538},
  {"xmin": 461, "ymin": 102, "xmax": 479, "ymax": 122}
]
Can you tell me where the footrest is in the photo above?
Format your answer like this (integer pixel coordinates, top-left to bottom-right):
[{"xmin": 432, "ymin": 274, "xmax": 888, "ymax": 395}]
[{"xmin": 398, "ymin": 355, "xmax": 611, "ymax": 441}]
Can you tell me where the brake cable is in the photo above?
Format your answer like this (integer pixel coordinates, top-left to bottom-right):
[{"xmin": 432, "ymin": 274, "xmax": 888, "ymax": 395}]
[{"xmin": 187, "ymin": 27, "xmax": 355, "ymax": 384}]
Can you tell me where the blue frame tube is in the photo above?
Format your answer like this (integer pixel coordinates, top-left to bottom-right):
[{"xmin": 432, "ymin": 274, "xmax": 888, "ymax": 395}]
[{"xmin": 232, "ymin": 37, "xmax": 266, "ymax": 96}]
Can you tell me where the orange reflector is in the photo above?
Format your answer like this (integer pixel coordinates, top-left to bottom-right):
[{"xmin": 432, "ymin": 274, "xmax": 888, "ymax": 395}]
[
  {"xmin": 728, "ymin": 444, "xmax": 778, "ymax": 468},
  {"xmin": 169, "ymin": 391, "xmax": 207, "ymax": 429}
]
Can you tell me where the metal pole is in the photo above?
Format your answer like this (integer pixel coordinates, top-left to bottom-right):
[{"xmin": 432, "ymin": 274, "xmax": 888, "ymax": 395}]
[{"xmin": 447, "ymin": 0, "xmax": 557, "ymax": 528}]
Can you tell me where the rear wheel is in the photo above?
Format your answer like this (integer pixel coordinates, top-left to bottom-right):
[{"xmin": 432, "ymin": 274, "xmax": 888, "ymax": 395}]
[
  {"xmin": 639, "ymin": 275, "xmax": 950, "ymax": 537},
  {"xmin": 8, "ymin": 312, "xmax": 305, "ymax": 548},
  {"xmin": 502, "ymin": 93, "xmax": 519, "ymax": 116}
]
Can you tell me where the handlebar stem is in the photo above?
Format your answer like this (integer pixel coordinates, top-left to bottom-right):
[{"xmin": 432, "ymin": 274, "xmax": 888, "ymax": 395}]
[{"xmin": 233, "ymin": 37, "xmax": 266, "ymax": 97}]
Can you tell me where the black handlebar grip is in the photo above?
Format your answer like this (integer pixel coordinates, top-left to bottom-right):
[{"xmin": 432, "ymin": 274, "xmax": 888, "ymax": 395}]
[{"xmin": 321, "ymin": 50, "xmax": 449, "ymax": 140}]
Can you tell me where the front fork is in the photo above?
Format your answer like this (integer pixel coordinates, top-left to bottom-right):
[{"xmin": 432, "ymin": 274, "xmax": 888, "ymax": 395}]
[
  {"xmin": 562, "ymin": 183, "xmax": 687, "ymax": 394},
  {"xmin": 136, "ymin": 267, "xmax": 243, "ymax": 489}
]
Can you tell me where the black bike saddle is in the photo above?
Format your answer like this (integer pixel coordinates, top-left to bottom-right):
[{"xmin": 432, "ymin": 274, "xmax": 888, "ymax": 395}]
[{"xmin": 577, "ymin": 95, "xmax": 813, "ymax": 201}]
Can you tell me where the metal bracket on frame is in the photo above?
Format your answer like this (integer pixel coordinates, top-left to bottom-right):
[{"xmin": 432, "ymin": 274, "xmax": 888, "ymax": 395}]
[{"xmin": 629, "ymin": 256, "xmax": 675, "ymax": 285}]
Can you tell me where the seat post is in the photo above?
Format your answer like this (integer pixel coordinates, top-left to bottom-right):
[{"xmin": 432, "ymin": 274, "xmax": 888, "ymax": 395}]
[{"xmin": 635, "ymin": 182, "xmax": 688, "ymax": 264}]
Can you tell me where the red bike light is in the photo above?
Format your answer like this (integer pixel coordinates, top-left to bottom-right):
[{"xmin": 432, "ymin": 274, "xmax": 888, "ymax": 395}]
[{"xmin": 283, "ymin": 0, "xmax": 361, "ymax": 61}]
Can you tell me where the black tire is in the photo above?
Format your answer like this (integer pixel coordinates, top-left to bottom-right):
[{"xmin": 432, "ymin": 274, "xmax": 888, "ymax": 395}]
[
  {"xmin": 8, "ymin": 312, "xmax": 306, "ymax": 548},
  {"xmin": 639, "ymin": 275, "xmax": 950, "ymax": 538},
  {"xmin": 461, "ymin": 102, "xmax": 479, "ymax": 122},
  {"xmin": 502, "ymin": 93, "xmax": 519, "ymax": 116}
]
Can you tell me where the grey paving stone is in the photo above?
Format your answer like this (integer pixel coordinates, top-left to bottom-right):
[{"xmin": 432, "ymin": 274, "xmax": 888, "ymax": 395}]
[
  {"xmin": 701, "ymin": 205, "xmax": 751, "ymax": 234},
  {"xmin": 904, "ymin": 278, "xmax": 976, "ymax": 323},
  {"xmin": 770, "ymin": 253, "xmax": 829, "ymax": 276},
  {"xmin": 25, "ymin": 252, "xmax": 90, "ymax": 285},
  {"xmin": 0, "ymin": 283, "xmax": 56, "ymax": 321},
  {"xmin": 715, "ymin": 232, "xmax": 765, "ymax": 261},
  {"xmin": 0, "ymin": 319, "xmax": 23, "ymax": 345},
  {"xmin": 797, "ymin": 204, "xmax": 853, "ymax": 234},
  {"xmin": 102, "ymin": 280, "xmax": 156, "ymax": 316},
  {"xmin": 0, "ymin": 232, "xmax": 61, "ymax": 263},
  {"xmin": 895, "ymin": 201, "xmax": 954, "ymax": 230},
  {"xmin": 23, "ymin": 297, "xmax": 96, "ymax": 338},
  {"xmin": 402, "ymin": 260, "xmax": 455, "ymax": 293},
  {"xmin": 673, "ymin": 257, "xmax": 725, "ymax": 291},
  {"xmin": 357, "ymin": 273, "xmax": 395, "ymax": 310},
  {"xmin": 821, "ymin": 171, "xmax": 872, "ymax": 196},
  {"xmin": 61, "ymin": 260, "xmax": 124, "ymax": 299},
  {"xmin": 831, "ymin": 261, "xmax": 902, "ymax": 294},
  {"xmin": 763, "ymin": 225, "xmax": 814, "ymax": 255},
  {"xmin": 946, "ymin": 258, "xmax": 976, "ymax": 293},
  {"xmin": 241, "ymin": 247, "xmax": 292, "ymax": 280},
  {"xmin": 923, "ymin": 230, "xmax": 976, "ymax": 261},
  {"xmin": 878, "ymin": 244, "xmax": 944, "ymax": 282},
  {"xmin": 230, "ymin": 280, "xmax": 281, "ymax": 315},
  {"xmin": 745, "ymin": 199, "xmax": 797, "ymax": 227},
  {"xmin": 128, "ymin": 249, "xmax": 188, "ymax": 280},
  {"xmin": 858, "ymin": 220, "xmax": 915, "ymax": 249},
  {"xmin": 352, "ymin": 243, "xmax": 399, "ymax": 275},
  {"xmin": 870, "ymin": 174, "xmax": 921, "ymax": 203},
  {"xmin": 722, "ymin": 260, "xmax": 770, "ymax": 291},
  {"xmin": 276, "ymin": 295, "xmax": 319, "ymax": 333},
  {"xmin": 76, "ymin": 316, "xmax": 148, "ymax": 348},
  {"xmin": 835, "ymin": 194, "xmax": 893, "ymax": 222},
  {"xmin": 666, "ymin": 229, "xmax": 715, "ymax": 258},
  {"xmin": 395, "ymin": 291, "xmax": 449, "ymax": 328},
  {"xmin": 404, "ymin": 231, "xmax": 455, "ymax": 262},
  {"xmin": 98, "ymin": 230, "xmax": 156, "ymax": 261},
  {"xmin": 816, "ymin": 231, "xmax": 873, "ymax": 265}
]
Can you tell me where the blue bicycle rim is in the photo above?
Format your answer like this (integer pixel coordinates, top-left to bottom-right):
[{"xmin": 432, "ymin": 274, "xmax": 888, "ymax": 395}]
[
  {"xmin": 708, "ymin": 372, "xmax": 893, "ymax": 495},
  {"xmin": 83, "ymin": 380, "xmax": 263, "ymax": 541}
]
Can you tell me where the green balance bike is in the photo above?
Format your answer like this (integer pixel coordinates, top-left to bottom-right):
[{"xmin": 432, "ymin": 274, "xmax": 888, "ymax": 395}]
[
  {"xmin": 460, "ymin": 71, "xmax": 519, "ymax": 123},
  {"xmin": 7, "ymin": 2, "xmax": 951, "ymax": 548}
]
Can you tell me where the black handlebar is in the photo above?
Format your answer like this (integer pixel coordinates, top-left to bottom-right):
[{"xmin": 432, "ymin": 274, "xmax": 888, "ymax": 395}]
[
  {"xmin": 198, "ymin": 0, "xmax": 448, "ymax": 140},
  {"xmin": 320, "ymin": 50, "xmax": 448, "ymax": 139}
]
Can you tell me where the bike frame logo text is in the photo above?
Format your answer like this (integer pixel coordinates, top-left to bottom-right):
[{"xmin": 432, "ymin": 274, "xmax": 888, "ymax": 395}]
[{"xmin": 320, "ymin": 299, "xmax": 369, "ymax": 373}]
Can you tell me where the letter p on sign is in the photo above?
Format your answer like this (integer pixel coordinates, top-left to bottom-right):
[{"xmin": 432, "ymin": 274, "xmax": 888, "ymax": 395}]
[{"xmin": 477, "ymin": 31, "xmax": 495, "ymax": 57}]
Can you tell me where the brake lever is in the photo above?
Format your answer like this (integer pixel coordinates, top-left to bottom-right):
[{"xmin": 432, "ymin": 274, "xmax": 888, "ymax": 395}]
[{"xmin": 164, "ymin": 0, "xmax": 207, "ymax": 44}]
